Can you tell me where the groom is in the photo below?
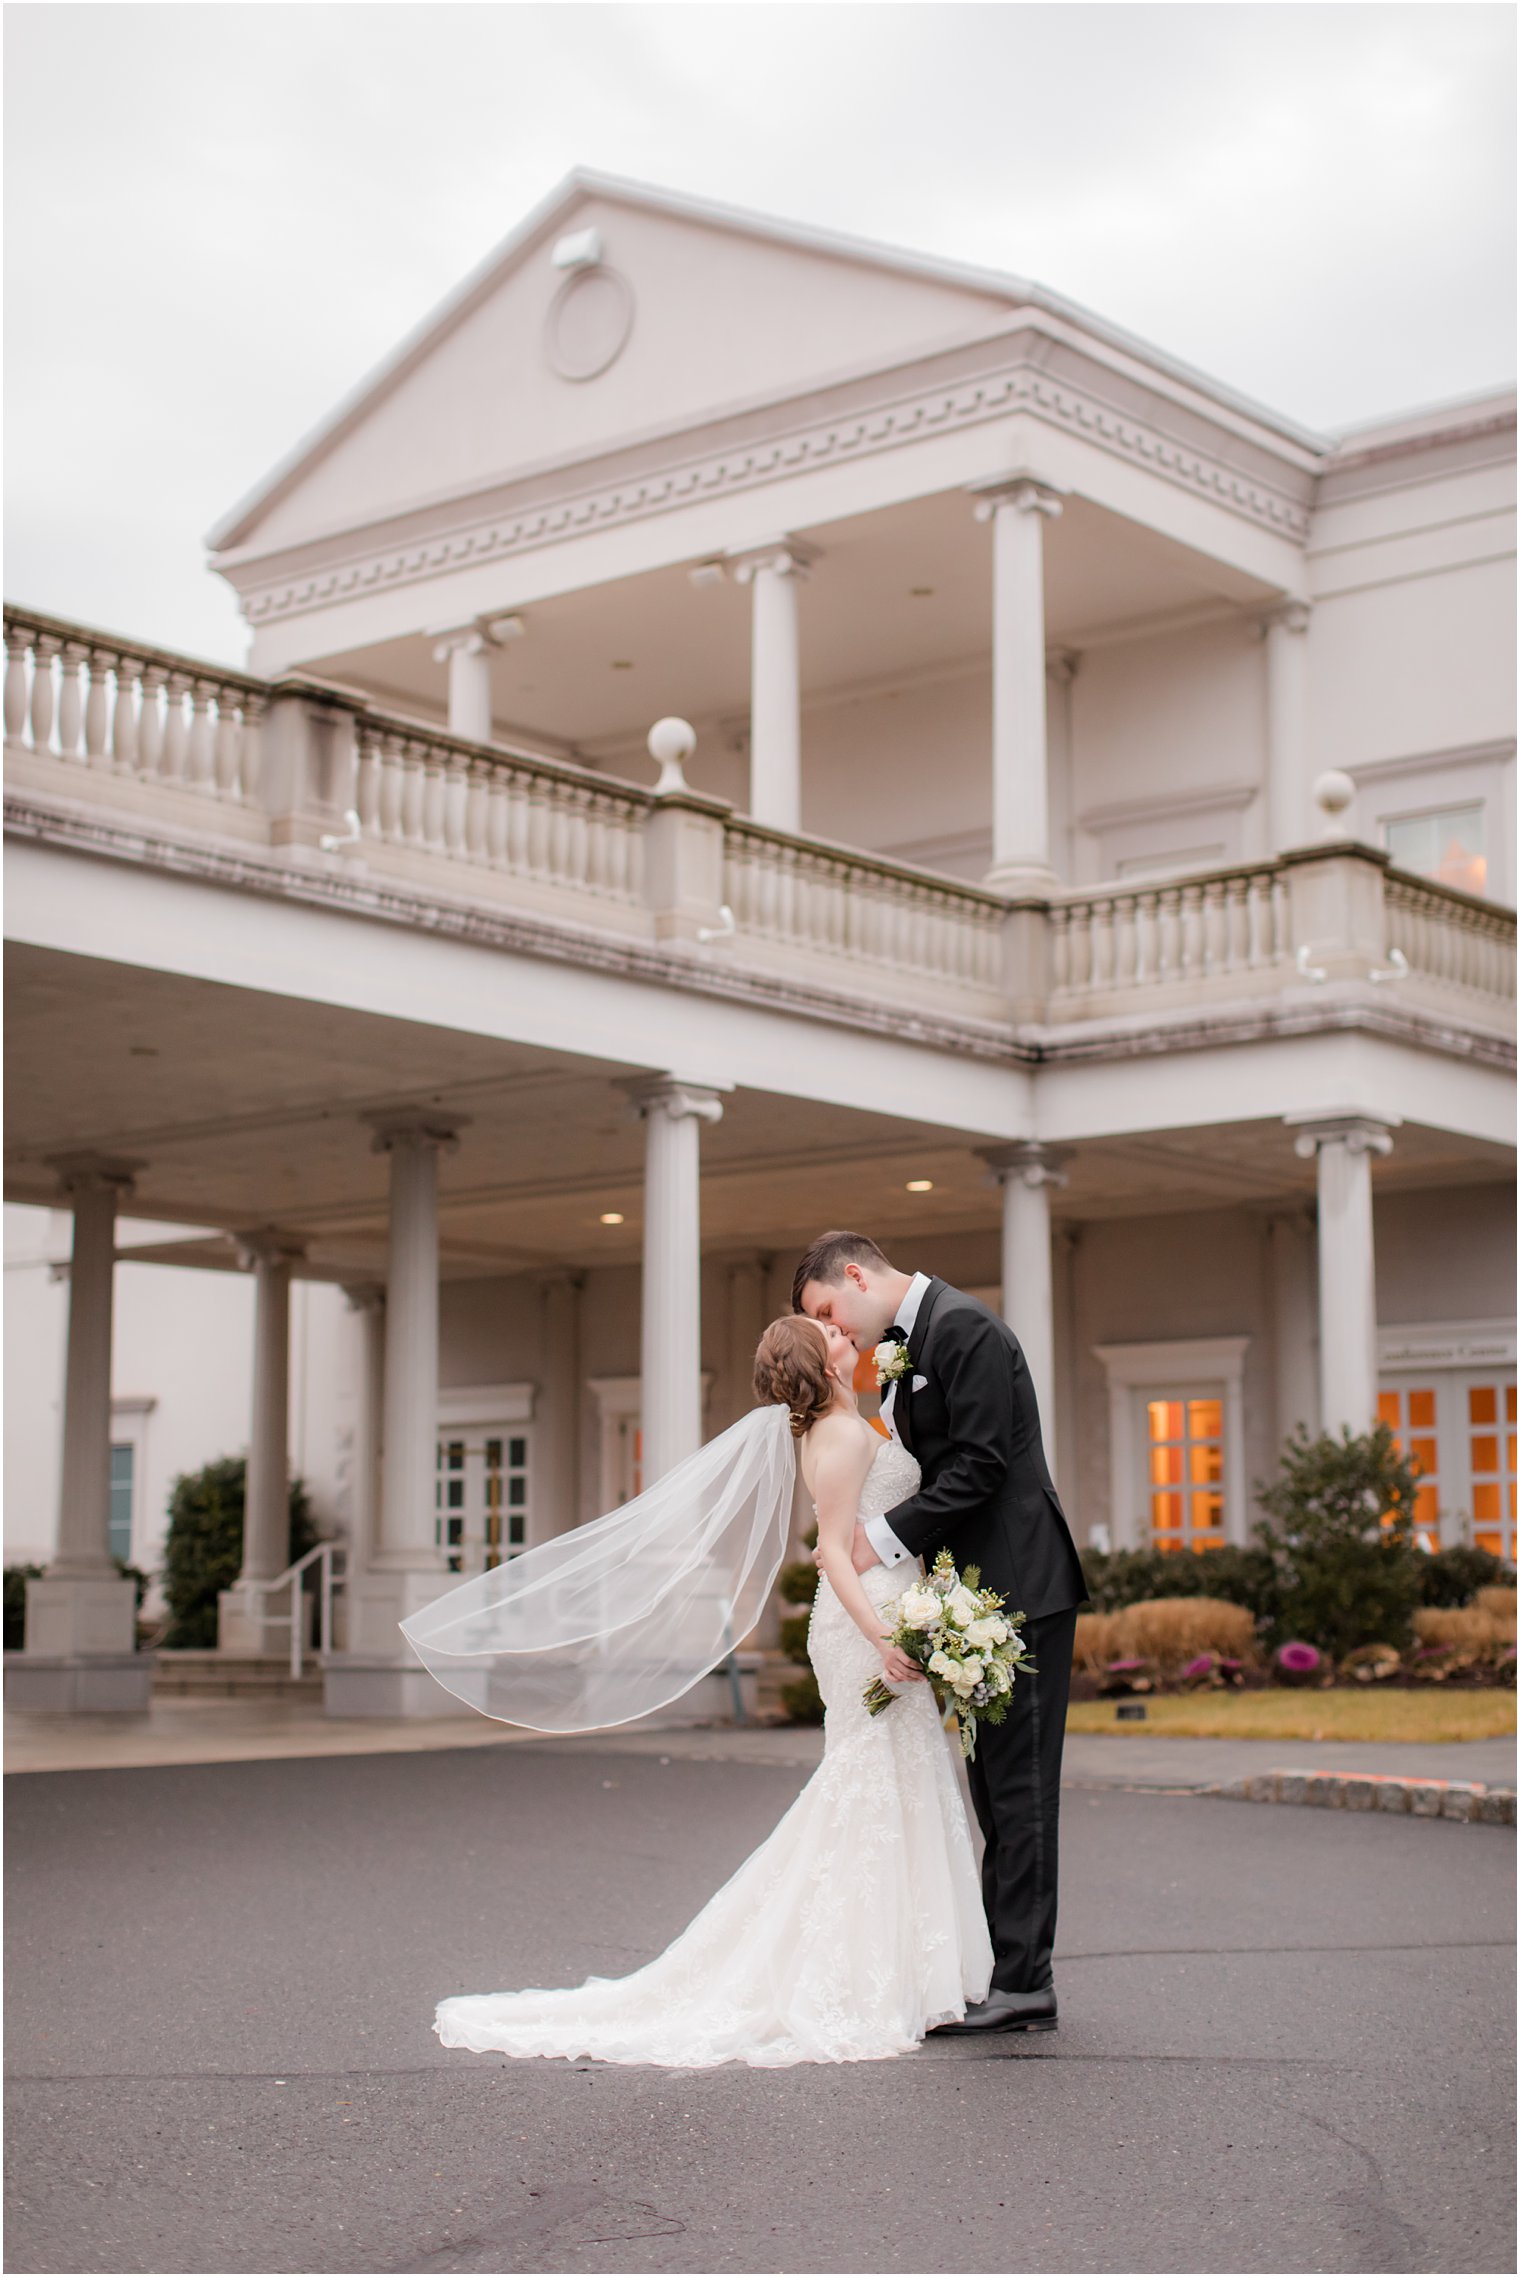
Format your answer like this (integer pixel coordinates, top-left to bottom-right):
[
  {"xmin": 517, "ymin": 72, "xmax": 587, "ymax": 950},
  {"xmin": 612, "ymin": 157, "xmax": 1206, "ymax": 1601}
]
[{"xmin": 795, "ymin": 1229, "xmax": 1088, "ymax": 2034}]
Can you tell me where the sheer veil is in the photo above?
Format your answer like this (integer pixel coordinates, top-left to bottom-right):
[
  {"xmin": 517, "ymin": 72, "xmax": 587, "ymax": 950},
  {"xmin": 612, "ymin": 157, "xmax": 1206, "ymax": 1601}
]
[{"xmin": 398, "ymin": 1404, "xmax": 799, "ymax": 1731}]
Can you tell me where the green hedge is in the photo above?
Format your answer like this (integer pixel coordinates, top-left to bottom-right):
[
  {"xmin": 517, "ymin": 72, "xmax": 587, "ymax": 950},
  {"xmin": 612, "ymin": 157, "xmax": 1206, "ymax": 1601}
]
[
  {"xmin": 4, "ymin": 1558, "xmax": 150, "ymax": 1652},
  {"xmin": 778, "ymin": 1525, "xmax": 823, "ymax": 1723},
  {"xmin": 160, "ymin": 1456, "xmax": 317, "ymax": 1649}
]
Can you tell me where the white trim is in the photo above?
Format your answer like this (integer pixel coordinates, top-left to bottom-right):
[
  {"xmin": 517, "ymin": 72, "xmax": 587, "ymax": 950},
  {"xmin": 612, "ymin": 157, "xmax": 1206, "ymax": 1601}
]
[
  {"xmin": 436, "ymin": 1380, "xmax": 536, "ymax": 1426},
  {"xmin": 1093, "ymin": 1337, "xmax": 1250, "ymax": 1552},
  {"xmin": 1378, "ymin": 1319, "xmax": 1517, "ymax": 1370}
]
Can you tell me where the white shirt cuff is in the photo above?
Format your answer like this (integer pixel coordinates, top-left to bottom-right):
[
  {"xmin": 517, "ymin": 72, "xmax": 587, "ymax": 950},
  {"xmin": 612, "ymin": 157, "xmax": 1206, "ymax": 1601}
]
[{"xmin": 864, "ymin": 1510, "xmax": 912, "ymax": 1567}]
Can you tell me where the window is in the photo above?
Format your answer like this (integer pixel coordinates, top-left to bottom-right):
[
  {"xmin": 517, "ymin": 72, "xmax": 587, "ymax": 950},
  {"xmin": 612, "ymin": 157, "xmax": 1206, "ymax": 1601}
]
[
  {"xmin": 1378, "ymin": 1345, "xmax": 1517, "ymax": 1562},
  {"xmin": 1467, "ymin": 1382, "xmax": 1517, "ymax": 1564},
  {"xmin": 108, "ymin": 1443, "xmax": 134, "ymax": 1564},
  {"xmin": 434, "ymin": 1424, "xmax": 532, "ymax": 1575},
  {"xmin": 1384, "ymin": 804, "xmax": 1487, "ymax": 897},
  {"xmin": 1093, "ymin": 1338, "xmax": 1248, "ymax": 1553},
  {"xmin": 1144, "ymin": 1395, "xmax": 1225, "ymax": 1553}
]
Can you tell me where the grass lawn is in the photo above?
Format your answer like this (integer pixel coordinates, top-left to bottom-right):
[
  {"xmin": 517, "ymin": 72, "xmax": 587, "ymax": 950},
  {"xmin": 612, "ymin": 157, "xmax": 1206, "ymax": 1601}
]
[{"xmin": 1066, "ymin": 1689, "xmax": 1518, "ymax": 1743}]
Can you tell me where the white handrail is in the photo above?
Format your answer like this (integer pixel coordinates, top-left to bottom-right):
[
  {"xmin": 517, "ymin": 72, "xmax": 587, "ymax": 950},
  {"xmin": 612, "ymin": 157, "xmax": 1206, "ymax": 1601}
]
[{"xmin": 241, "ymin": 1539, "xmax": 347, "ymax": 1678}]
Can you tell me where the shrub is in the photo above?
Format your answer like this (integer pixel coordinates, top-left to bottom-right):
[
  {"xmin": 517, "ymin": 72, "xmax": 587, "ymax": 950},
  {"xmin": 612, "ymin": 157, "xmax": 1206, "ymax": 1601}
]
[
  {"xmin": 1178, "ymin": 1652, "xmax": 1246, "ymax": 1690},
  {"xmin": 3, "ymin": 1563, "xmax": 46, "ymax": 1652},
  {"xmin": 780, "ymin": 1675, "xmax": 825, "ymax": 1724},
  {"xmin": 1254, "ymin": 1425, "xmax": 1424, "ymax": 1660},
  {"xmin": 1098, "ymin": 1657, "xmax": 1155, "ymax": 1697},
  {"xmin": 1419, "ymin": 1545, "xmax": 1509, "ymax": 1609},
  {"xmin": 1273, "ymin": 1640, "xmax": 1325, "ymax": 1686},
  {"xmin": 1340, "ymin": 1643, "xmax": 1402, "ymax": 1683},
  {"xmin": 160, "ymin": 1456, "xmax": 317, "ymax": 1649},
  {"xmin": 1081, "ymin": 1544, "xmax": 1279, "ymax": 1626}
]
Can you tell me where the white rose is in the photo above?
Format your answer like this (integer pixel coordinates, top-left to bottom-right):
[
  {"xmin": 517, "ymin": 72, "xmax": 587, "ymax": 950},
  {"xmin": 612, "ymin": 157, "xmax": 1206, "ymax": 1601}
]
[
  {"xmin": 927, "ymin": 1650, "xmax": 957, "ymax": 1680},
  {"xmin": 900, "ymin": 1586, "xmax": 943, "ymax": 1631},
  {"xmin": 963, "ymin": 1617, "xmax": 1002, "ymax": 1650},
  {"xmin": 946, "ymin": 1589, "xmax": 979, "ymax": 1627}
]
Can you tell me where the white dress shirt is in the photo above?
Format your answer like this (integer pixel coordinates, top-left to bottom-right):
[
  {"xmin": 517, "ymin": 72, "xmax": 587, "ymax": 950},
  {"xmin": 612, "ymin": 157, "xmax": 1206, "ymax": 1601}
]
[{"xmin": 864, "ymin": 1271, "xmax": 931, "ymax": 1568}]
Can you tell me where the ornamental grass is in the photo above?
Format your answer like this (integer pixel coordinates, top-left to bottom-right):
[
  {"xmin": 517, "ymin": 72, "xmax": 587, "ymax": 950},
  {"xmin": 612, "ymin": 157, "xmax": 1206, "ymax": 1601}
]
[
  {"xmin": 1412, "ymin": 1588, "xmax": 1517, "ymax": 1661},
  {"xmin": 1075, "ymin": 1596, "xmax": 1259, "ymax": 1676}
]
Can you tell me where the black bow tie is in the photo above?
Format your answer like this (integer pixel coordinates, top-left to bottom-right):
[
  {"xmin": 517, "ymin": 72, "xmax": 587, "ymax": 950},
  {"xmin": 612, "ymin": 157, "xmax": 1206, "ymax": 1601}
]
[{"xmin": 883, "ymin": 1323, "xmax": 908, "ymax": 1345}]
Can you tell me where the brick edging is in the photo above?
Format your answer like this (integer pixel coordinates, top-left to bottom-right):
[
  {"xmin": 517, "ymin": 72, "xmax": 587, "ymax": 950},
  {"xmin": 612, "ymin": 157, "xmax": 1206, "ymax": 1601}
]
[{"xmin": 1212, "ymin": 1770, "xmax": 1516, "ymax": 1823}]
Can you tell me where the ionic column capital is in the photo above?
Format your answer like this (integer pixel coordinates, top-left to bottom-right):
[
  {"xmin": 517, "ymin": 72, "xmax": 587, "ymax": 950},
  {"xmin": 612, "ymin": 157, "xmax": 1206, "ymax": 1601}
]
[
  {"xmin": 1256, "ymin": 599, "xmax": 1312, "ymax": 640},
  {"xmin": 341, "ymin": 1282, "xmax": 386, "ymax": 1314},
  {"xmin": 47, "ymin": 1153, "xmax": 142, "ymax": 1202},
  {"xmin": 233, "ymin": 1226, "xmax": 308, "ymax": 1273},
  {"xmin": 1046, "ymin": 647, "xmax": 1080, "ymax": 686},
  {"xmin": 728, "ymin": 537, "xmax": 818, "ymax": 585},
  {"xmin": 363, "ymin": 1111, "xmax": 467, "ymax": 1156},
  {"xmin": 979, "ymin": 1140, "xmax": 1072, "ymax": 1191},
  {"xmin": 428, "ymin": 615, "xmax": 524, "ymax": 665},
  {"xmin": 1286, "ymin": 1112, "xmax": 1398, "ymax": 1161},
  {"xmin": 969, "ymin": 473, "xmax": 1067, "ymax": 524},
  {"xmin": 618, "ymin": 1074, "xmax": 728, "ymax": 1127}
]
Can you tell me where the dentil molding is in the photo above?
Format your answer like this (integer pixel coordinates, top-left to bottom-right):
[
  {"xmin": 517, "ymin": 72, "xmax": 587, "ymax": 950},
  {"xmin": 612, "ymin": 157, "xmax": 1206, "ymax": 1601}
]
[{"xmin": 236, "ymin": 358, "xmax": 1312, "ymax": 630}]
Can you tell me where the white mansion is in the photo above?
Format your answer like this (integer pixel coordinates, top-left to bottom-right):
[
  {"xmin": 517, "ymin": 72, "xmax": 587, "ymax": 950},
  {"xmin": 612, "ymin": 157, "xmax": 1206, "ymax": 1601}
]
[{"xmin": 5, "ymin": 171, "xmax": 1515, "ymax": 1716}]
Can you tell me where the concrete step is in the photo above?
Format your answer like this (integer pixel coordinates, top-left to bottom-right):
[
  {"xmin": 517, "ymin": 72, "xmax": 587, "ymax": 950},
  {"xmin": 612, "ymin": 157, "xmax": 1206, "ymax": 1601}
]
[{"xmin": 152, "ymin": 1651, "xmax": 324, "ymax": 1701}]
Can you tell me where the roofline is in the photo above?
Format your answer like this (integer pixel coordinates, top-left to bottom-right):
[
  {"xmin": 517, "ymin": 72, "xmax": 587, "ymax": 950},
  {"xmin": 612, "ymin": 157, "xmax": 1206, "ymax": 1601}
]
[
  {"xmin": 208, "ymin": 167, "xmax": 1345, "ymax": 556},
  {"xmin": 1324, "ymin": 381, "xmax": 1517, "ymax": 450}
]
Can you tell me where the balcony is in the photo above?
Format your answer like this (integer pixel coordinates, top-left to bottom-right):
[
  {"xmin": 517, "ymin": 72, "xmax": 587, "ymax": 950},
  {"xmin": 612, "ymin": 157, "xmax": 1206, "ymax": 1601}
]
[{"xmin": 4, "ymin": 606, "xmax": 1514, "ymax": 1062}]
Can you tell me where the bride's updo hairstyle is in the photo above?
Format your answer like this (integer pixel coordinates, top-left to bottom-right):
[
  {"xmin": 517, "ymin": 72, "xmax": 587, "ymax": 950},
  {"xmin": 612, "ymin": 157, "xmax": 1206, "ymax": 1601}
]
[{"xmin": 753, "ymin": 1315, "xmax": 834, "ymax": 1439}]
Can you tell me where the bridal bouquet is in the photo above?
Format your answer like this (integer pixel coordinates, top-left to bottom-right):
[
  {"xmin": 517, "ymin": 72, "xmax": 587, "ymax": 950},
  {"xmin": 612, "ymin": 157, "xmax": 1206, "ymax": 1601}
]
[{"xmin": 863, "ymin": 1549, "xmax": 1033, "ymax": 1759}]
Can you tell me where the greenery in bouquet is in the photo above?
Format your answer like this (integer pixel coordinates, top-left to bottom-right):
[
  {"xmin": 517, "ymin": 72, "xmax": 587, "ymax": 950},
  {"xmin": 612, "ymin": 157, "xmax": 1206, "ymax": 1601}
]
[{"xmin": 863, "ymin": 1548, "xmax": 1033, "ymax": 1758}]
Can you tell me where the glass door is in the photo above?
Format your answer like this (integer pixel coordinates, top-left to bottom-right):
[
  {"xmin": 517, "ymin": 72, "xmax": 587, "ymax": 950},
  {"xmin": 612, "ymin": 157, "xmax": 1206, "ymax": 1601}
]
[{"xmin": 435, "ymin": 1426, "xmax": 532, "ymax": 1575}]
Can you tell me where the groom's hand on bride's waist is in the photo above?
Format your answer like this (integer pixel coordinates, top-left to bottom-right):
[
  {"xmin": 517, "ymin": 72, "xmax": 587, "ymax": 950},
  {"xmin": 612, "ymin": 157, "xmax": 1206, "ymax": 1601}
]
[{"xmin": 812, "ymin": 1523, "xmax": 882, "ymax": 1577}]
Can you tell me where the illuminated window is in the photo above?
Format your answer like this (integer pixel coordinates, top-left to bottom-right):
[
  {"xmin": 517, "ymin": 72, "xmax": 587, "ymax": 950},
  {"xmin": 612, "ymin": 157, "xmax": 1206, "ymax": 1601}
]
[
  {"xmin": 1384, "ymin": 805, "xmax": 1487, "ymax": 897},
  {"xmin": 1378, "ymin": 1368, "xmax": 1516, "ymax": 1562},
  {"xmin": 1377, "ymin": 1385, "xmax": 1442, "ymax": 1540},
  {"xmin": 1467, "ymin": 1381, "xmax": 1517, "ymax": 1564},
  {"xmin": 1144, "ymin": 1394, "xmax": 1225, "ymax": 1553}
]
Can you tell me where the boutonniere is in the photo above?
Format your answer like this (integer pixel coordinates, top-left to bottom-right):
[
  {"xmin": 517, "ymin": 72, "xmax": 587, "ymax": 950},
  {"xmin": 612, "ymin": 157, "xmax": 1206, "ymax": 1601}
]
[{"xmin": 872, "ymin": 1339, "xmax": 912, "ymax": 1389}]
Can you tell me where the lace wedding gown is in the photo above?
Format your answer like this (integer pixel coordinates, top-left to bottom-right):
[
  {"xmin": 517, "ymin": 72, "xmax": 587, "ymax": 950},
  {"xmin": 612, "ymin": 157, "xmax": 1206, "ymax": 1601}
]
[{"xmin": 433, "ymin": 1434, "xmax": 993, "ymax": 2067}]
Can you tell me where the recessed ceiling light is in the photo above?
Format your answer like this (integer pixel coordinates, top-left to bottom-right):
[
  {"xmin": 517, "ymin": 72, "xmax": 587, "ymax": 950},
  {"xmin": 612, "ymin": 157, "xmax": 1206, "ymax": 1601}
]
[
  {"xmin": 599, "ymin": 1211, "xmax": 625, "ymax": 1225},
  {"xmin": 906, "ymin": 1179, "xmax": 934, "ymax": 1192},
  {"xmin": 909, "ymin": 586, "xmax": 935, "ymax": 598},
  {"xmin": 611, "ymin": 660, "xmax": 634, "ymax": 670}
]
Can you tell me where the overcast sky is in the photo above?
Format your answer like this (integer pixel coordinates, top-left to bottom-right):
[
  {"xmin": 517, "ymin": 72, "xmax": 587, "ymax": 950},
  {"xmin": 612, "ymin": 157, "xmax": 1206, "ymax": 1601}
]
[{"xmin": 5, "ymin": 1, "xmax": 1514, "ymax": 667}]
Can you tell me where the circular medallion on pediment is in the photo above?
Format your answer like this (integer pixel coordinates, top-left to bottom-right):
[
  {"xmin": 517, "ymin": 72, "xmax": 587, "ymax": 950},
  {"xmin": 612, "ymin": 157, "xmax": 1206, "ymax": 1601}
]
[{"xmin": 544, "ymin": 265, "xmax": 635, "ymax": 382}]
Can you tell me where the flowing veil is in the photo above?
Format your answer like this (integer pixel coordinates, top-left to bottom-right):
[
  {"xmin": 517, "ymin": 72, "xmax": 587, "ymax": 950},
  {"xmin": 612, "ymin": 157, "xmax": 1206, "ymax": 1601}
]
[{"xmin": 398, "ymin": 1404, "xmax": 799, "ymax": 1731}]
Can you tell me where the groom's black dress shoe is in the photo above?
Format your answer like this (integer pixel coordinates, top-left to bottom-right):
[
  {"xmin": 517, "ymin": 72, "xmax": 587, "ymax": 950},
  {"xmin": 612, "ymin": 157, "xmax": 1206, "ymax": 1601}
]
[{"xmin": 930, "ymin": 1990, "xmax": 1058, "ymax": 2035}]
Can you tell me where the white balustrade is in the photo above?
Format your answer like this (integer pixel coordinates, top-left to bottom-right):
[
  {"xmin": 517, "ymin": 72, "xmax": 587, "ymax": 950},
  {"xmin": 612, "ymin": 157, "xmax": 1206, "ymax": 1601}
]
[
  {"xmin": 1049, "ymin": 866, "xmax": 1291, "ymax": 1004},
  {"xmin": 723, "ymin": 823, "xmax": 1004, "ymax": 996},
  {"xmin": 1385, "ymin": 872, "xmax": 1517, "ymax": 1005},
  {"xmin": 3, "ymin": 611, "xmax": 266, "ymax": 807}
]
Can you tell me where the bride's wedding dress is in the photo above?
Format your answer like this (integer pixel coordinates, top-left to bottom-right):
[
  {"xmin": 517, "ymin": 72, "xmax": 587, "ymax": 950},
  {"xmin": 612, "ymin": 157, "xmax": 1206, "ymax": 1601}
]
[{"xmin": 433, "ymin": 1435, "xmax": 993, "ymax": 2067}]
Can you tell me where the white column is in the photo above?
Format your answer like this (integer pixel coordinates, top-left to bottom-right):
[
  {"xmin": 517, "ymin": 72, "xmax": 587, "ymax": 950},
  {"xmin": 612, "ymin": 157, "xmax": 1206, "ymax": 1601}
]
[
  {"xmin": 9, "ymin": 1159, "xmax": 154, "ymax": 1710},
  {"xmin": 219, "ymin": 1230, "xmax": 305, "ymax": 1655},
  {"xmin": 724, "ymin": 1252, "xmax": 772, "ymax": 1427},
  {"xmin": 536, "ymin": 1271, "xmax": 583, "ymax": 1537},
  {"xmin": 731, "ymin": 542, "xmax": 814, "ymax": 833},
  {"xmin": 372, "ymin": 1120, "xmax": 458, "ymax": 1571},
  {"xmin": 1261, "ymin": 601, "xmax": 1313, "ymax": 853},
  {"xmin": 1266, "ymin": 1207, "xmax": 1319, "ymax": 1446},
  {"xmin": 972, "ymin": 476, "xmax": 1065, "ymax": 893},
  {"xmin": 1287, "ymin": 1114, "xmax": 1396, "ymax": 1434},
  {"xmin": 341, "ymin": 1285, "xmax": 385, "ymax": 1580},
  {"xmin": 50, "ymin": 1163, "xmax": 136, "ymax": 1581},
  {"xmin": 626, "ymin": 1078, "xmax": 725, "ymax": 1482},
  {"xmin": 981, "ymin": 1142, "xmax": 1069, "ymax": 1480},
  {"xmin": 431, "ymin": 617, "xmax": 523, "ymax": 743}
]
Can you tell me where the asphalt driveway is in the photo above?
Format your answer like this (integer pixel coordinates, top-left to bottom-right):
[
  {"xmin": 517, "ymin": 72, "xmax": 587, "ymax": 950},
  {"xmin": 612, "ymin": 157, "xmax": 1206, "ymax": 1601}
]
[{"xmin": 5, "ymin": 1742, "xmax": 1514, "ymax": 2274}]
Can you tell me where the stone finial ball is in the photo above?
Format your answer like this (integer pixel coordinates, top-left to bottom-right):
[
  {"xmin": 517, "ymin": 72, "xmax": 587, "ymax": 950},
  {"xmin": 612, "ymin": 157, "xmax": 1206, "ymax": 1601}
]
[
  {"xmin": 1312, "ymin": 769, "xmax": 1356, "ymax": 835},
  {"xmin": 647, "ymin": 718, "xmax": 697, "ymax": 768}
]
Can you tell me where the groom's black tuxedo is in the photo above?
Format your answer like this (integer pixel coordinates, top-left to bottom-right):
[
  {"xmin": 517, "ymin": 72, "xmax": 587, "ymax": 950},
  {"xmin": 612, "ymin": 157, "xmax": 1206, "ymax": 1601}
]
[
  {"xmin": 883, "ymin": 1276, "xmax": 1088, "ymax": 1997},
  {"xmin": 885, "ymin": 1278, "xmax": 1087, "ymax": 1620}
]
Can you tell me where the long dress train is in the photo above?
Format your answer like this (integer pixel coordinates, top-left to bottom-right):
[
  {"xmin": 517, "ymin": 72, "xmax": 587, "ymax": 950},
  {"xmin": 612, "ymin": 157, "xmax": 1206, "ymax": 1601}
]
[{"xmin": 431, "ymin": 1436, "xmax": 993, "ymax": 2067}]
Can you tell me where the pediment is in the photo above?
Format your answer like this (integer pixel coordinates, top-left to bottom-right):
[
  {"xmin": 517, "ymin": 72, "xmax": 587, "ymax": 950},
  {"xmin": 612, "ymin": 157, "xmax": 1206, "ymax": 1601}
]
[{"xmin": 211, "ymin": 175, "xmax": 1023, "ymax": 560}]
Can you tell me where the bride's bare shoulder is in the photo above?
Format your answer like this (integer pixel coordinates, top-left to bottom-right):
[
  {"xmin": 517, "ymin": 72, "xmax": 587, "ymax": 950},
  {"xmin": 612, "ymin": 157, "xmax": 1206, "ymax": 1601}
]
[{"xmin": 805, "ymin": 1412, "xmax": 879, "ymax": 1470}]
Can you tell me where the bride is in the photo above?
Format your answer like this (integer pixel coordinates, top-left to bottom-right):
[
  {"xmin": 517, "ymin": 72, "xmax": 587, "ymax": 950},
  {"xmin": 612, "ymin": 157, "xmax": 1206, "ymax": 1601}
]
[{"xmin": 414, "ymin": 1313, "xmax": 992, "ymax": 2068}]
